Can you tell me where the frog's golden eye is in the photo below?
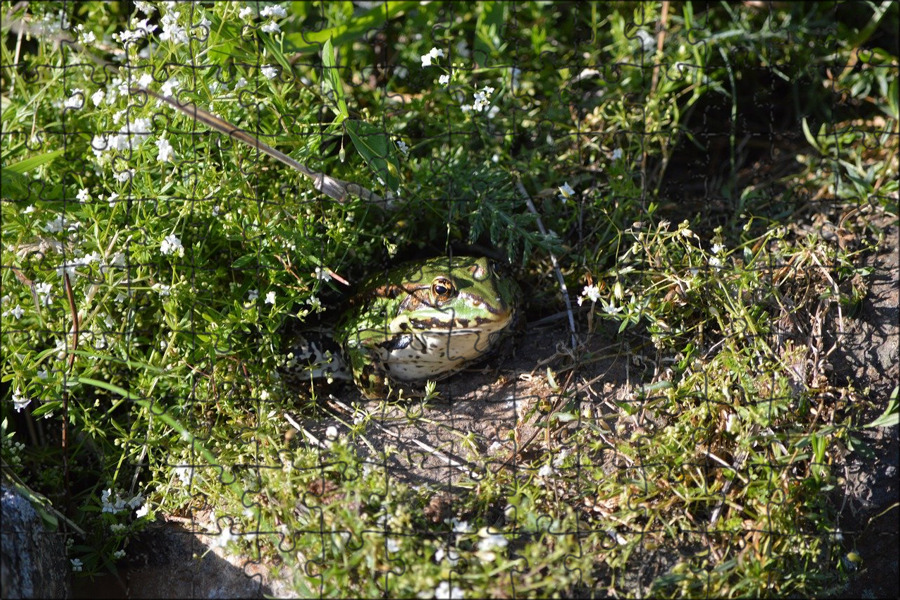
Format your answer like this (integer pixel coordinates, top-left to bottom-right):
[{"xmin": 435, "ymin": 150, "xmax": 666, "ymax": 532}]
[{"xmin": 431, "ymin": 277, "xmax": 455, "ymax": 302}]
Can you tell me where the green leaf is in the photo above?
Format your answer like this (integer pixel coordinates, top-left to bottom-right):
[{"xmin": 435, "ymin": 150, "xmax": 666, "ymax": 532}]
[
  {"xmin": 321, "ymin": 38, "xmax": 349, "ymax": 123},
  {"xmin": 474, "ymin": 1, "xmax": 507, "ymax": 67},
  {"xmin": 4, "ymin": 149, "xmax": 64, "ymax": 174},
  {"xmin": 344, "ymin": 119, "xmax": 400, "ymax": 192},
  {"xmin": 284, "ymin": 1, "xmax": 418, "ymax": 55},
  {"xmin": 864, "ymin": 388, "xmax": 898, "ymax": 428},
  {"xmin": 68, "ymin": 377, "xmax": 140, "ymax": 400},
  {"xmin": 1, "ymin": 169, "xmax": 31, "ymax": 200}
]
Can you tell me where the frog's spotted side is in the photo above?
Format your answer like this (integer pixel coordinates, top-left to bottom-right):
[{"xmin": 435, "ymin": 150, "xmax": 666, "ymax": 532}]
[{"xmin": 336, "ymin": 256, "xmax": 520, "ymax": 398}]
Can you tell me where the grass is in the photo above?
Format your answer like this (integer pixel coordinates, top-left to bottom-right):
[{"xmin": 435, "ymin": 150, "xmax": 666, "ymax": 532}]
[{"xmin": 1, "ymin": 1, "xmax": 898, "ymax": 597}]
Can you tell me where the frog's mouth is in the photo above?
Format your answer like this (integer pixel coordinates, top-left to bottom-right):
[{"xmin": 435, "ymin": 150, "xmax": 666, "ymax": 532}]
[{"xmin": 399, "ymin": 311, "xmax": 514, "ymax": 335}]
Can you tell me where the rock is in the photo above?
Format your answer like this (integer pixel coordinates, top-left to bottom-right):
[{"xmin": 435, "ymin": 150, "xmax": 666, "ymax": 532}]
[{"xmin": 1, "ymin": 482, "xmax": 69, "ymax": 599}]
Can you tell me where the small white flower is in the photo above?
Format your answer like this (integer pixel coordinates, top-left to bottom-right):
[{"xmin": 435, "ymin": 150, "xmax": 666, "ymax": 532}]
[
  {"xmin": 233, "ymin": 77, "xmax": 248, "ymax": 90},
  {"xmin": 386, "ymin": 538, "xmax": 400, "ymax": 553},
  {"xmin": 537, "ymin": 464, "xmax": 554, "ymax": 479},
  {"xmin": 261, "ymin": 65, "xmax": 279, "ymax": 79},
  {"xmin": 24, "ymin": 205, "xmax": 36, "ymax": 214},
  {"xmin": 76, "ymin": 188, "xmax": 90, "ymax": 203},
  {"xmin": 434, "ymin": 581, "xmax": 464, "ymax": 600},
  {"xmin": 434, "ymin": 547, "xmax": 460, "ymax": 566},
  {"xmin": 110, "ymin": 523, "xmax": 126, "ymax": 533},
  {"xmin": 152, "ymin": 283, "xmax": 171, "ymax": 297},
  {"xmin": 709, "ymin": 256, "xmax": 723, "ymax": 268},
  {"xmin": 265, "ymin": 291, "xmax": 276, "ymax": 305},
  {"xmin": 420, "ymin": 47, "xmax": 444, "ymax": 67},
  {"xmin": 711, "ymin": 243, "xmax": 725, "ymax": 254},
  {"xmin": 558, "ymin": 181, "xmax": 576, "ymax": 203},
  {"xmin": 156, "ymin": 137, "xmax": 175, "ymax": 162},
  {"xmin": 246, "ymin": 289, "xmax": 259, "ymax": 302},
  {"xmin": 135, "ymin": 1, "xmax": 156, "ymax": 16},
  {"xmin": 438, "ymin": 74, "xmax": 450, "ymax": 86},
  {"xmin": 611, "ymin": 147, "xmax": 623, "ymax": 160},
  {"xmin": 577, "ymin": 284, "xmax": 601, "ymax": 306},
  {"xmin": 314, "ymin": 267, "xmax": 332, "ymax": 282},
  {"xmin": 325, "ymin": 426, "xmax": 338, "ymax": 439},
  {"xmin": 472, "ymin": 86, "xmax": 495, "ymax": 112},
  {"xmin": 160, "ymin": 234, "xmax": 184, "ymax": 257},
  {"xmin": 239, "ymin": 6, "xmax": 253, "ymax": 19},
  {"xmin": 113, "ymin": 169, "xmax": 135, "ymax": 183},
  {"xmin": 601, "ymin": 300, "xmax": 623, "ymax": 315},
  {"xmin": 160, "ymin": 77, "xmax": 180, "ymax": 97},
  {"xmin": 7, "ymin": 304, "xmax": 25, "ymax": 319},
  {"xmin": 64, "ymin": 89, "xmax": 84, "ymax": 109},
  {"xmin": 476, "ymin": 530, "xmax": 508, "ymax": 562},
  {"xmin": 261, "ymin": 21, "xmax": 280, "ymax": 34},
  {"xmin": 261, "ymin": 5, "xmax": 287, "ymax": 18},
  {"xmin": 396, "ymin": 140, "xmax": 409, "ymax": 155},
  {"xmin": 91, "ymin": 89, "xmax": 106, "ymax": 107},
  {"xmin": 12, "ymin": 389, "xmax": 31, "ymax": 412},
  {"xmin": 107, "ymin": 192, "xmax": 120, "ymax": 207},
  {"xmin": 71, "ymin": 558, "xmax": 83, "ymax": 572},
  {"xmin": 36, "ymin": 282, "xmax": 53, "ymax": 305},
  {"xmin": 137, "ymin": 73, "xmax": 154, "ymax": 87}
]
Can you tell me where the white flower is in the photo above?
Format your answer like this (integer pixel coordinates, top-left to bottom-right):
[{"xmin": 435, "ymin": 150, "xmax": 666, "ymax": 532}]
[
  {"xmin": 611, "ymin": 147, "xmax": 623, "ymax": 160},
  {"xmin": 135, "ymin": 1, "xmax": 156, "ymax": 16},
  {"xmin": 160, "ymin": 234, "xmax": 184, "ymax": 257},
  {"xmin": 173, "ymin": 465, "xmax": 194, "ymax": 484},
  {"xmin": 137, "ymin": 73, "xmax": 154, "ymax": 88},
  {"xmin": 160, "ymin": 77, "xmax": 180, "ymax": 97},
  {"xmin": 239, "ymin": 6, "xmax": 253, "ymax": 19},
  {"xmin": 156, "ymin": 137, "xmax": 175, "ymax": 162},
  {"xmin": 558, "ymin": 181, "xmax": 576, "ymax": 203},
  {"xmin": 76, "ymin": 188, "xmax": 90, "ymax": 203},
  {"xmin": 601, "ymin": 300, "xmax": 623, "ymax": 315},
  {"xmin": 91, "ymin": 89, "xmax": 106, "ymax": 107},
  {"xmin": 71, "ymin": 558, "xmax": 83, "ymax": 572},
  {"xmin": 438, "ymin": 74, "xmax": 450, "ymax": 86},
  {"xmin": 152, "ymin": 283, "xmax": 171, "ymax": 297},
  {"xmin": 396, "ymin": 140, "xmax": 409, "ymax": 155},
  {"xmin": 420, "ymin": 47, "xmax": 444, "ymax": 67},
  {"xmin": 136, "ymin": 503, "xmax": 150, "ymax": 519},
  {"xmin": 159, "ymin": 10, "xmax": 189, "ymax": 45},
  {"xmin": 434, "ymin": 547, "xmax": 460, "ymax": 566},
  {"xmin": 234, "ymin": 77, "xmax": 248, "ymax": 90},
  {"xmin": 476, "ymin": 530, "xmax": 507, "ymax": 562},
  {"xmin": 472, "ymin": 86, "xmax": 494, "ymax": 112},
  {"xmin": 12, "ymin": 389, "xmax": 31, "ymax": 412},
  {"xmin": 265, "ymin": 291, "xmax": 276, "ymax": 305},
  {"xmin": 110, "ymin": 523, "xmax": 126, "ymax": 533},
  {"xmin": 107, "ymin": 192, "xmax": 120, "ymax": 207},
  {"xmin": 434, "ymin": 581, "xmax": 464, "ymax": 599},
  {"xmin": 209, "ymin": 528, "xmax": 236, "ymax": 550},
  {"xmin": 325, "ymin": 426, "xmax": 338, "ymax": 439},
  {"xmin": 314, "ymin": 267, "xmax": 332, "ymax": 282},
  {"xmin": 386, "ymin": 538, "xmax": 400, "ymax": 553},
  {"xmin": 248, "ymin": 289, "xmax": 259, "ymax": 301},
  {"xmin": 708, "ymin": 256, "xmax": 723, "ymax": 268},
  {"xmin": 711, "ymin": 243, "xmax": 725, "ymax": 254},
  {"xmin": 261, "ymin": 21, "xmax": 280, "ymax": 34},
  {"xmin": 127, "ymin": 493, "xmax": 144, "ymax": 509},
  {"xmin": 36, "ymin": 282, "xmax": 53, "ymax": 305},
  {"xmin": 24, "ymin": 205, "xmax": 35, "ymax": 214},
  {"xmin": 537, "ymin": 464, "xmax": 554, "ymax": 479},
  {"xmin": 113, "ymin": 169, "xmax": 135, "ymax": 183},
  {"xmin": 7, "ymin": 304, "xmax": 25, "ymax": 319},
  {"xmin": 64, "ymin": 89, "xmax": 84, "ymax": 109},
  {"xmin": 577, "ymin": 284, "xmax": 601, "ymax": 306},
  {"xmin": 261, "ymin": 65, "xmax": 279, "ymax": 79},
  {"xmin": 261, "ymin": 5, "xmax": 287, "ymax": 18},
  {"xmin": 113, "ymin": 549, "xmax": 126, "ymax": 559},
  {"xmin": 45, "ymin": 215, "xmax": 66, "ymax": 233}
]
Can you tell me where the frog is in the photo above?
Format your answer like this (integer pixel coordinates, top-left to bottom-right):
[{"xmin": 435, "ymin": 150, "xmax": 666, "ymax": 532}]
[{"xmin": 335, "ymin": 256, "xmax": 520, "ymax": 399}]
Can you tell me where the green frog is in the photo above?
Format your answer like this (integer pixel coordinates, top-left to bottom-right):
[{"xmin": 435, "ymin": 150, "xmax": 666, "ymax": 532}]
[{"xmin": 335, "ymin": 256, "xmax": 520, "ymax": 398}]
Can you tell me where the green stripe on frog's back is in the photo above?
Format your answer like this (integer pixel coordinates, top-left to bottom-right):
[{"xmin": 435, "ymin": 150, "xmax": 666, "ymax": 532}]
[{"xmin": 337, "ymin": 256, "xmax": 520, "ymax": 398}]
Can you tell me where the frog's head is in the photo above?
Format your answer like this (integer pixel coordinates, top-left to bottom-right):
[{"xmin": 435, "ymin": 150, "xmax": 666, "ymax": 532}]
[{"xmin": 392, "ymin": 256, "xmax": 519, "ymax": 336}]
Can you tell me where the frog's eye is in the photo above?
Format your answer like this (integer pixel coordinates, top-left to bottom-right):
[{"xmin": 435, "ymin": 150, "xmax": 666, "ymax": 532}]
[{"xmin": 431, "ymin": 277, "xmax": 455, "ymax": 303}]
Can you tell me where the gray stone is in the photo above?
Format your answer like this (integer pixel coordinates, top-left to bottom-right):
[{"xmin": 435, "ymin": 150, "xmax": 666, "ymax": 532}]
[{"xmin": 1, "ymin": 482, "xmax": 69, "ymax": 599}]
